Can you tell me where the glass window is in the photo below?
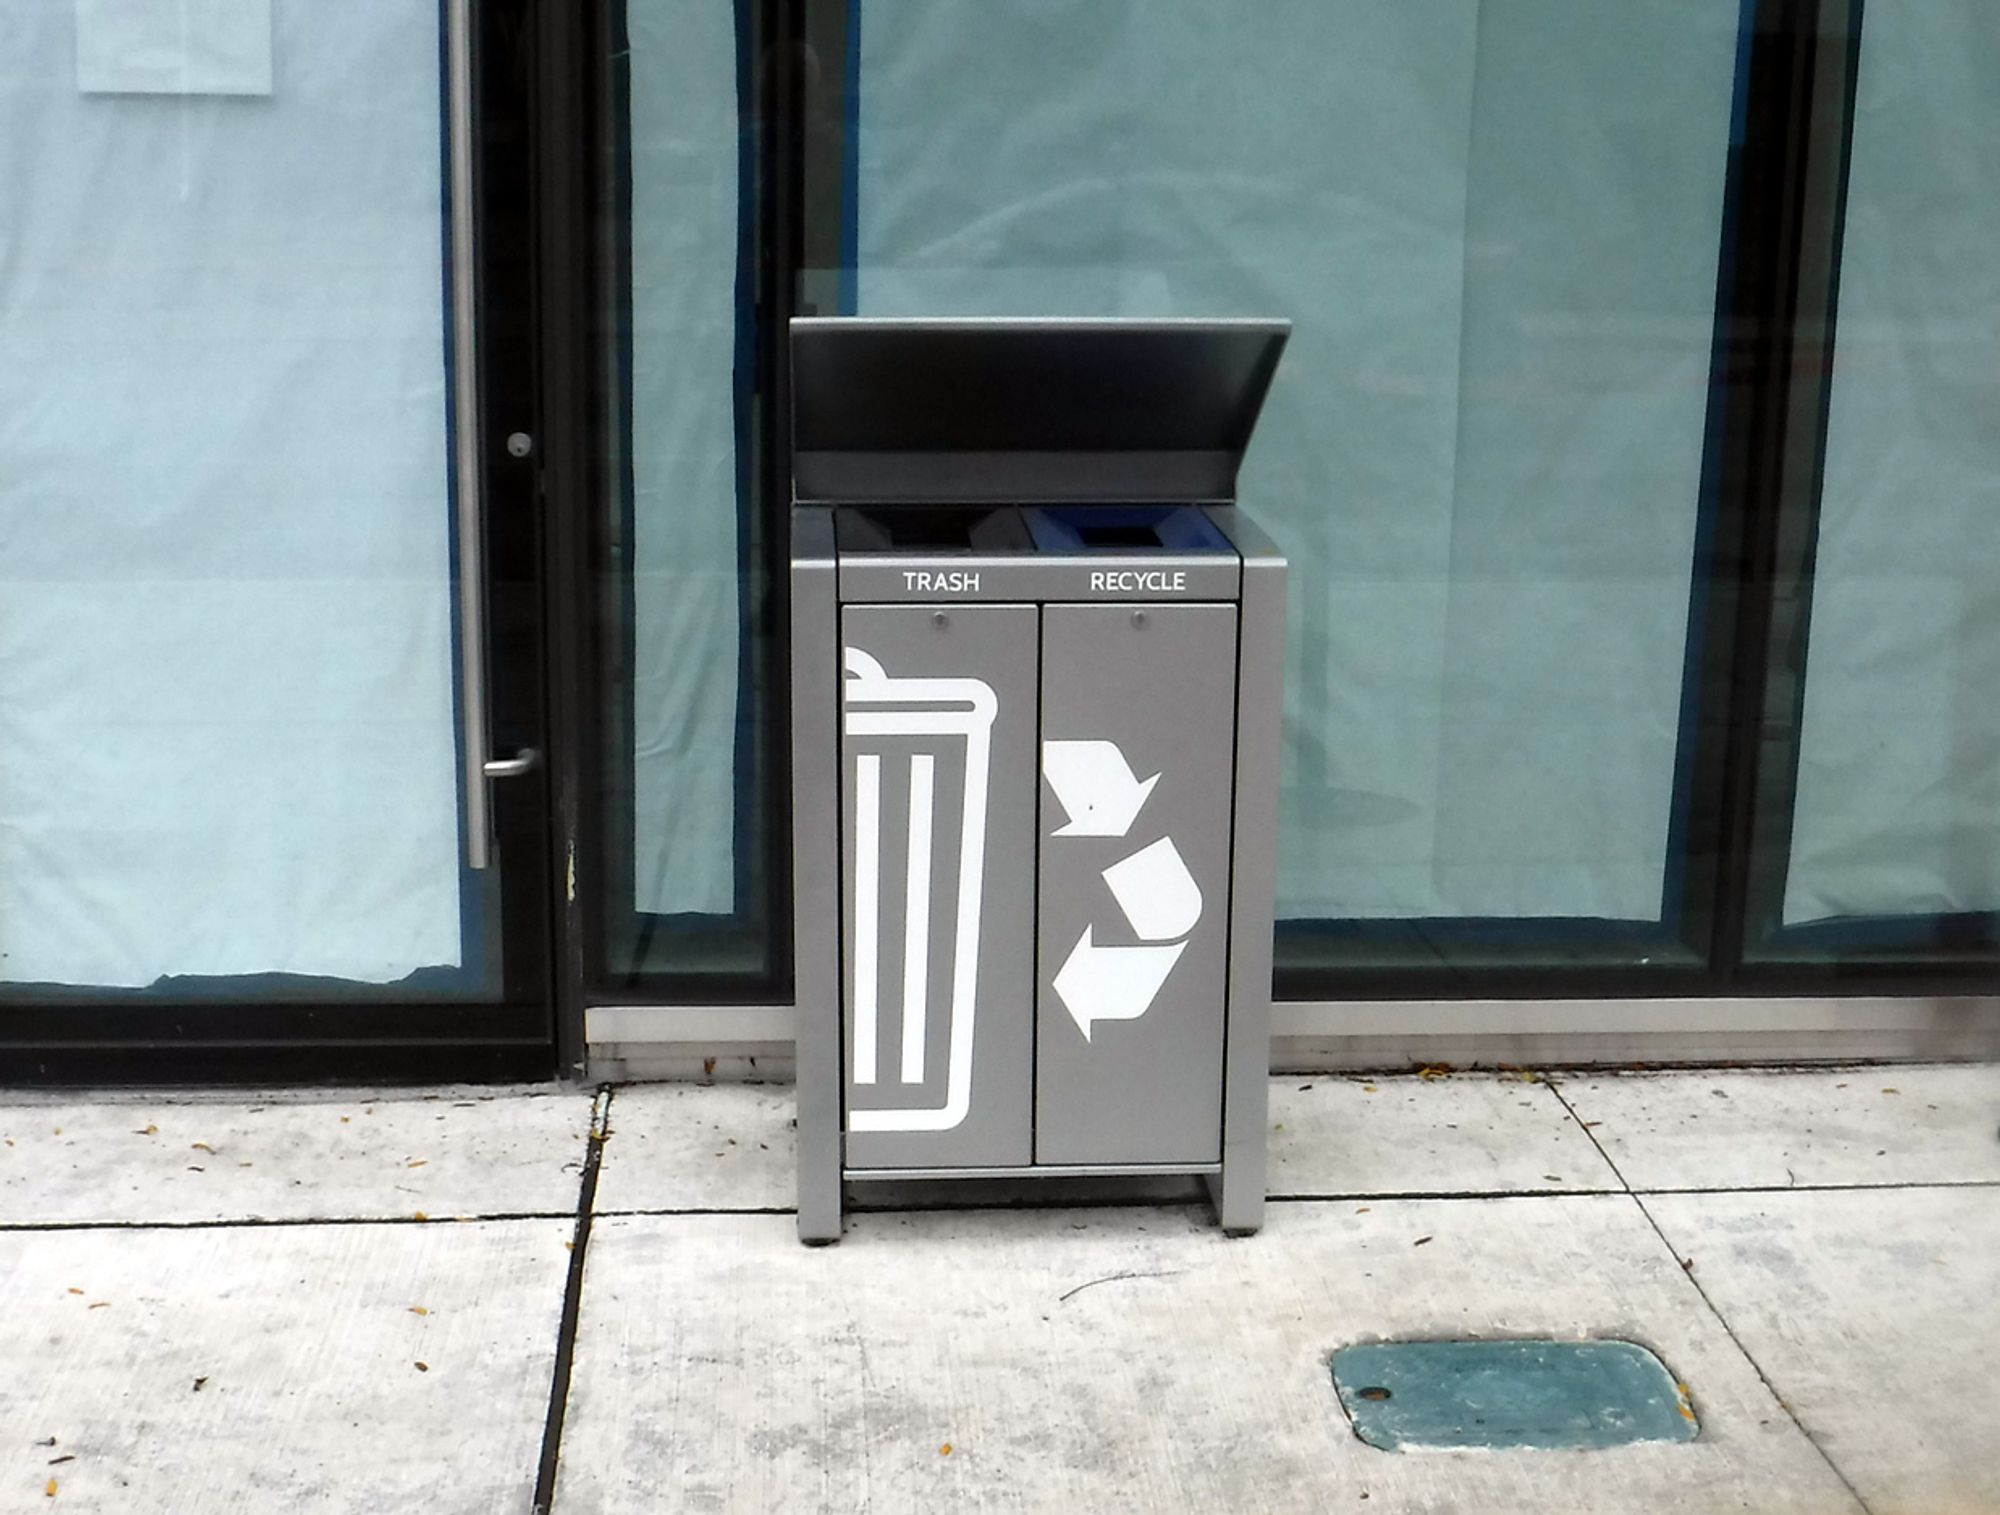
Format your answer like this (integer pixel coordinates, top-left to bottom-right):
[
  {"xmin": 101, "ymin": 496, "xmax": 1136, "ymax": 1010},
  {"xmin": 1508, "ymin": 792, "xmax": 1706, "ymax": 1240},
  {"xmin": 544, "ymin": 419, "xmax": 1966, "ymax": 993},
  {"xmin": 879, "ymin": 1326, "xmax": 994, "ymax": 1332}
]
[
  {"xmin": 613, "ymin": 1, "xmax": 2000, "ymax": 1000},
  {"xmin": 808, "ymin": 0, "xmax": 1747, "ymax": 976},
  {"xmin": 1747, "ymin": 2, "xmax": 2000, "ymax": 968},
  {"xmin": 596, "ymin": 0, "xmax": 787, "ymax": 991}
]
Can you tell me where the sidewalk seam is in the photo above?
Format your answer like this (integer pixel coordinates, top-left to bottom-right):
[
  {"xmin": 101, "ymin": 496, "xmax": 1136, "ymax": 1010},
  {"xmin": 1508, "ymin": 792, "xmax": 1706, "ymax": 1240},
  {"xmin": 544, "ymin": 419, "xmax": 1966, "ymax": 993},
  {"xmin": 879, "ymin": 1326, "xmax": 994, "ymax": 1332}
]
[
  {"xmin": 0, "ymin": 1210, "xmax": 578, "ymax": 1233},
  {"xmin": 566, "ymin": 1173, "xmax": 2000, "ymax": 1224},
  {"xmin": 531, "ymin": 1083, "xmax": 614, "ymax": 1515},
  {"xmin": 1546, "ymin": 1077, "xmax": 1878, "ymax": 1515}
]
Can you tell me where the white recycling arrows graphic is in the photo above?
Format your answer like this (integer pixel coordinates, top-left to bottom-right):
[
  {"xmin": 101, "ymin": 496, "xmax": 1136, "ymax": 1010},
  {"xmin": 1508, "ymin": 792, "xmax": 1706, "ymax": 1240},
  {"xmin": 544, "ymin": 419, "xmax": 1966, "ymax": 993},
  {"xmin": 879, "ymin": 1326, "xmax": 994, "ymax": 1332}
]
[
  {"xmin": 1052, "ymin": 929, "xmax": 1185, "ymax": 1042},
  {"xmin": 1102, "ymin": 836, "xmax": 1203, "ymax": 941},
  {"xmin": 1045, "ymin": 743, "xmax": 1204, "ymax": 1041},
  {"xmin": 1041, "ymin": 739, "xmax": 1160, "ymax": 837}
]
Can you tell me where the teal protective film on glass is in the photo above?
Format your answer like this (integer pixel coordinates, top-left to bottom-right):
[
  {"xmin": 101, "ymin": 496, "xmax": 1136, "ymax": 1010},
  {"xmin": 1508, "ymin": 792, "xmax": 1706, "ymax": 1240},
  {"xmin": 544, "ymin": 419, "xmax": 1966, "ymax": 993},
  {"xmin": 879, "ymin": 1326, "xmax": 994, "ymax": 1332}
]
[
  {"xmin": 0, "ymin": 0, "xmax": 472, "ymax": 992},
  {"xmin": 625, "ymin": 0, "xmax": 747, "ymax": 920},
  {"xmin": 1781, "ymin": 5, "xmax": 2000, "ymax": 933},
  {"xmin": 846, "ymin": 0, "xmax": 1741, "ymax": 930}
]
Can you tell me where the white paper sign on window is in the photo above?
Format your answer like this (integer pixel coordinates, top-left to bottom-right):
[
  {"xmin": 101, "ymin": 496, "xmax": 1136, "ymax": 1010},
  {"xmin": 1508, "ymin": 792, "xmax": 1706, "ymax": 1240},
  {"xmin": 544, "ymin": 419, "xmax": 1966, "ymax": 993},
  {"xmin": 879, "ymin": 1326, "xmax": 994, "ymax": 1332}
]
[{"xmin": 76, "ymin": 0, "xmax": 274, "ymax": 97}]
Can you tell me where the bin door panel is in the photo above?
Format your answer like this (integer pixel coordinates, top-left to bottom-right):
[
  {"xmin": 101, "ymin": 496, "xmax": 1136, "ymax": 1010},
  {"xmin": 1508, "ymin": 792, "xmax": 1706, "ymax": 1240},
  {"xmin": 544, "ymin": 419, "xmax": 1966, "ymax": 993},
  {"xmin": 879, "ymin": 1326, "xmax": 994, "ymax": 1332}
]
[
  {"xmin": 1036, "ymin": 603, "xmax": 1237, "ymax": 1165},
  {"xmin": 841, "ymin": 603, "xmax": 1037, "ymax": 1169}
]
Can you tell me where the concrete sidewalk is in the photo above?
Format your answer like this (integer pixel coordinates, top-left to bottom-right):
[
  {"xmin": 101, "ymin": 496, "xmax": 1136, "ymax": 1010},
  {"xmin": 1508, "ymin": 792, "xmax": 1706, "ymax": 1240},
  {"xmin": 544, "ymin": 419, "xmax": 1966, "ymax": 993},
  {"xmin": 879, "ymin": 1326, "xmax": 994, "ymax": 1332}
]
[{"xmin": 4, "ymin": 1066, "xmax": 1996, "ymax": 1512}]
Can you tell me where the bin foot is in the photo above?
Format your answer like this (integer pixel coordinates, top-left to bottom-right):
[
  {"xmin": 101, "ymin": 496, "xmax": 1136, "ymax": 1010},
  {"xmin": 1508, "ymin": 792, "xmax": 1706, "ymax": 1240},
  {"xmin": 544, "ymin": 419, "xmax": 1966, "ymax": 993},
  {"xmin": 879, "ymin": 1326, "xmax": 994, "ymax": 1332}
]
[
  {"xmin": 797, "ymin": 1180, "xmax": 844, "ymax": 1246},
  {"xmin": 1204, "ymin": 1169, "xmax": 1264, "ymax": 1236},
  {"xmin": 797, "ymin": 1213, "xmax": 843, "ymax": 1246}
]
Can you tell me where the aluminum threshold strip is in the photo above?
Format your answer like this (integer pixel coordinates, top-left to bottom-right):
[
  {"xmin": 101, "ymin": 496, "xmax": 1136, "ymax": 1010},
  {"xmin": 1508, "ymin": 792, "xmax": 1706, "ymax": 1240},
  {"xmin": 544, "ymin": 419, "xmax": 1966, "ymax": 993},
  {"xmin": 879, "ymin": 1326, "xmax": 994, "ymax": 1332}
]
[{"xmin": 587, "ymin": 996, "xmax": 2000, "ymax": 1046}]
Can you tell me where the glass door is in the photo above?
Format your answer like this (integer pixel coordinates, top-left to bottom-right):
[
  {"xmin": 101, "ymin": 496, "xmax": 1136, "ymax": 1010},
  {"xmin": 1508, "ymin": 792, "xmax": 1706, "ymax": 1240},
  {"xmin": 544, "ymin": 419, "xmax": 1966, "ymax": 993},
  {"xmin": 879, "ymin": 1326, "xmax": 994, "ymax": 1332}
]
[{"xmin": 0, "ymin": 0, "xmax": 554, "ymax": 1079}]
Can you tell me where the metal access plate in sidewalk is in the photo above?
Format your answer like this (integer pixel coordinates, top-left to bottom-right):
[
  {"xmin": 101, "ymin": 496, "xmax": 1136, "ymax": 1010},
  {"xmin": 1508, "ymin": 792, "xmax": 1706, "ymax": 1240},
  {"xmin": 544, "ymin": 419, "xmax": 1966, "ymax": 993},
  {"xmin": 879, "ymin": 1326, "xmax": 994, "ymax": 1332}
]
[{"xmin": 1332, "ymin": 1339, "xmax": 1700, "ymax": 1451}]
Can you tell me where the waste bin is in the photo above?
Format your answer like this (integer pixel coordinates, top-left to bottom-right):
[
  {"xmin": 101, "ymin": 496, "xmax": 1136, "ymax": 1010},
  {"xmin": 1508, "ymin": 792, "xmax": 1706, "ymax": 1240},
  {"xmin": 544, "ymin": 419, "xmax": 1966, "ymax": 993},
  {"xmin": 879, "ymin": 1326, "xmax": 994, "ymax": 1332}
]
[{"xmin": 789, "ymin": 318, "xmax": 1289, "ymax": 1244}]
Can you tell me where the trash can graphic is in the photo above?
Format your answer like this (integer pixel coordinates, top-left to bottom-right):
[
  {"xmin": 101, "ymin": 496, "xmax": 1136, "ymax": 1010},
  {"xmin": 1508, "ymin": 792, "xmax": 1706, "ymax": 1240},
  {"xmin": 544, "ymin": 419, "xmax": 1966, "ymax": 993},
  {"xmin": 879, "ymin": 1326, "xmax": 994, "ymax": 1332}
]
[
  {"xmin": 833, "ymin": 601, "xmax": 1039, "ymax": 1173},
  {"xmin": 790, "ymin": 319, "xmax": 1289, "ymax": 1244},
  {"xmin": 841, "ymin": 646, "xmax": 995, "ymax": 1133}
]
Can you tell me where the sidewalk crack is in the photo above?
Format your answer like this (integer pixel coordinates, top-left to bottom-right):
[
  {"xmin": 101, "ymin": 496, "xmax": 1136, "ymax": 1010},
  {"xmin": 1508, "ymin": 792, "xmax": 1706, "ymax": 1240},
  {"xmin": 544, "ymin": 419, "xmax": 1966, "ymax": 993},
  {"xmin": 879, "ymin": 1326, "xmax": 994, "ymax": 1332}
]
[
  {"xmin": 0, "ymin": 1211, "xmax": 576, "ymax": 1233},
  {"xmin": 531, "ymin": 1083, "xmax": 614, "ymax": 1514},
  {"xmin": 1545, "ymin": 1078, "xmax": 1876, "ymax": 1515}
]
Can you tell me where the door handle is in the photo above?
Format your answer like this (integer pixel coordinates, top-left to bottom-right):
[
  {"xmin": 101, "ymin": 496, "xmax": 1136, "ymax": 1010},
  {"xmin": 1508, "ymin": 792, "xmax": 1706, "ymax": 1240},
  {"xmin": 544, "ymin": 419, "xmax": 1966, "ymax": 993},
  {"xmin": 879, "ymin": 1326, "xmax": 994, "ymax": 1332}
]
[
  {"xmin": 447, "ymin": 0, "xmax": 500, "ymax": 869},
  {"xmin": 482, "ymin": 748, "xmax": 541, "ymax": 780}
]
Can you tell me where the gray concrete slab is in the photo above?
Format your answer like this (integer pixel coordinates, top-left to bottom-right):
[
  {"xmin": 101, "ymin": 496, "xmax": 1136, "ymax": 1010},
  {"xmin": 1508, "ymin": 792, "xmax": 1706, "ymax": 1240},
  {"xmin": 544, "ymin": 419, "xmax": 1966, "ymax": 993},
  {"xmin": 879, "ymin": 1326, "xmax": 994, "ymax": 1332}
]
[
  {"xmin": 1269, "ymin": 1073, "xmax": 1616, "ymax": 1195},
  {"xmin": 591, "ymin": 1074, "xmax": 1616, "ymax": 1218},
  {"xmin": 592, "ymin": 1083, "xmax": 795, "ymax": 1214},
  {"xmin": 1556, "ymin": 1064, "xmax": 2000, "ymax": 1190},
  {"xmin": 0, "ymin": 1217, "xmax": 572, "ymax": 1514},
  {"xmin": 594, "ymin": 1080, "xmax": 1204, "ymax": 1219},
  {"xmin": 554, "ymin": 1197, "xmax": 1859, "ymax": 1514},
  {"xmin": 1646, "ymin": 1187, "xmax": 2000, "ymax": 1515},
  {"xmin": 0, "ymin": 1086, "xmax": 594, "ymax": 1225}
]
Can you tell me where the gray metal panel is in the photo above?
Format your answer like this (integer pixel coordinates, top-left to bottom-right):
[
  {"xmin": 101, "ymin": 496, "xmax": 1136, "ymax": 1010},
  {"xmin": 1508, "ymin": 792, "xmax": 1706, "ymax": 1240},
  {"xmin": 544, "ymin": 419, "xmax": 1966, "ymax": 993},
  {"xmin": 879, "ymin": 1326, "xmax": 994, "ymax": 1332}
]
[
  {"xmin": 841, "ymin": 604, "xmax": 1037, "ymax": 1169},
  {"xmin": 799, "ymin": 449, "xmax": 1244, "ymax": 505},
  {"xmin": 789, "ymin": 508, "xmax": 844, "ymax": 1242},
  {"xmin": 1035, "ymin": 603, "xmax": 1237, "ymax": 1166},
  {"xmin": 839, "ymin": 554, "xmax": 1240, "ymax": 605},
  {"xmin": 1204, "ymin": 505, "xmax": 1284, "ymax": 1233},
  {"xmin": 790, "ymin": 317, "xmax": 1291, "ymax": 505}
]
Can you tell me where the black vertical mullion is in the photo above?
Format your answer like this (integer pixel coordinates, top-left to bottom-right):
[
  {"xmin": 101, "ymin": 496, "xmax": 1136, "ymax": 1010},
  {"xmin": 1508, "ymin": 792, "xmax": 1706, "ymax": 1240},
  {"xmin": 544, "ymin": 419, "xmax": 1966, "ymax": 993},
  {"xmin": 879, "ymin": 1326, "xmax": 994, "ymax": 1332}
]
[
  {"xmin": 1701, "ymin": 0, "xmax": 1830, "ymax": 981},
  {"xmin": 473, "ymin": 0, "xmax": 558, "ymax": 1037},
  {"xmin": 599, "ymin": 1, "xmax": 643, "ymax": 988},
  {"xmin": 1735, "ymin": 0, "xmax": 1868, "ymax": 975},
  {"xmin": 764, "ymin": 0, "xmax": 807, "ymax": 1000},
  {"xmin": 533, "ymin": 0, "xmax": 597, "ymax": 1076}
]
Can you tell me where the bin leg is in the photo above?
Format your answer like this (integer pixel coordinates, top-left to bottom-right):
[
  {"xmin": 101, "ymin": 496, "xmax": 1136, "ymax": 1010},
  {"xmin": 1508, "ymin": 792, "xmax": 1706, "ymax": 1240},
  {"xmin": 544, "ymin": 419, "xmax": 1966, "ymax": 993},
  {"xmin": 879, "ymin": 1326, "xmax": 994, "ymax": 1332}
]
[
  {"xmin": 1206, "ymin": 990, "xmax": 1268, "ymax": 1235},
  {"xmin": 1206, "ymin": 1112, "xmax": 1266, "ymax": 1236},
  {"xmin": 1208, "ymin": 510, "xmax": 1283, "ymax": 1238},
  {"xmin": 791, "ymin": 513, "xmax": 845, "ymax": 1245},
  {"xmin": 796, "ymin": 1137, "xmax": 843, "ymax": 1245},
  {"xmin": 795, "ymin": 995, "xmax": 844, "ymax": 1244}
]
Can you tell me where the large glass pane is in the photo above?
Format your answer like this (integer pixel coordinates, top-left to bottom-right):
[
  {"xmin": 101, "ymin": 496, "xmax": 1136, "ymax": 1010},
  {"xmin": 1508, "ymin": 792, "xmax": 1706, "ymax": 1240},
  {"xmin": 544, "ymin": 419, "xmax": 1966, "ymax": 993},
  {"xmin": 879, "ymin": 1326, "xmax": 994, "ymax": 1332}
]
[
  {"xmin": 596, "ymin": 0, "xmax": 786, "ymax": 990},
  {"xmin": 1750, "ymin": 2, "xmax": 2000, "ymax": 967},
  {"xmin": 0, "ymin": 1, "xmax": 494, "ymax": 1000},
  {"xmin": 811, "ymin": 0, "xmax": 1745, "ymax": 974}
]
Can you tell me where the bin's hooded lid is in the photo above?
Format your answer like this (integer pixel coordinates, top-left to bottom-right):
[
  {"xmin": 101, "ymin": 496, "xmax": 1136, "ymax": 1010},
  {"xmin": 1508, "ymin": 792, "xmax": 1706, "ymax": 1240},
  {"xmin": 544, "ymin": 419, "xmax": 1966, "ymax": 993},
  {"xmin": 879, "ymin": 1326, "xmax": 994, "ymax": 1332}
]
[{"xmin": 790, "ymin": 317, "xmax": 1289, "ymax": 505}]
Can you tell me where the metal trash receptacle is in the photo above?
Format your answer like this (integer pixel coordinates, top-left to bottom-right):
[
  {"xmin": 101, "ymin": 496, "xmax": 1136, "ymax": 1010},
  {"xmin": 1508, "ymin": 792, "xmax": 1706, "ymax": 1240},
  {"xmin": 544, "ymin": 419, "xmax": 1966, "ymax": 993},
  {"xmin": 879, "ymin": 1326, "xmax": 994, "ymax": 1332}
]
[{"xmin": 788, "ymin": 318, "xmax": 1289, "ymax": 1244}]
